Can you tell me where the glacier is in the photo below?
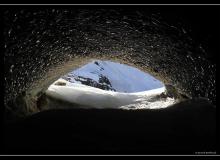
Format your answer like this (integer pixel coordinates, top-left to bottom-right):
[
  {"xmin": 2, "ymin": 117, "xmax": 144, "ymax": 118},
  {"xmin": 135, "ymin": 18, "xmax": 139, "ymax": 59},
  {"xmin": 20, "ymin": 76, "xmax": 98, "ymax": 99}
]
[
  {"xmin": 46, "ymin": 78, "xmax": 175, "ymax": 109},
  {"xmin": 46, "ymin": 61, "xmax": 176, "ymax": 109}
]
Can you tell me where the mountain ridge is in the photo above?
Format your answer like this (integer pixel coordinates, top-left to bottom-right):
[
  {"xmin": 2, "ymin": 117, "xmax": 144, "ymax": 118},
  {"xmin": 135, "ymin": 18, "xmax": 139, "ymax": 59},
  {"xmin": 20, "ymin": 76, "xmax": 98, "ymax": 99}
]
[{"xmin": 62, "ymin": 60, "xmax": 164, "ymax": 93}]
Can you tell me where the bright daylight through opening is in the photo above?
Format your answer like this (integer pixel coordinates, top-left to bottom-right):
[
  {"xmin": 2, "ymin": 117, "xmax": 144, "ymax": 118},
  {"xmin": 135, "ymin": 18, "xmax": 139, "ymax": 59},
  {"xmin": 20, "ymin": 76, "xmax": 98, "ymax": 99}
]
[{"xmin": 46, "ymin": 60, "xmax": 176, "ymax": 109}]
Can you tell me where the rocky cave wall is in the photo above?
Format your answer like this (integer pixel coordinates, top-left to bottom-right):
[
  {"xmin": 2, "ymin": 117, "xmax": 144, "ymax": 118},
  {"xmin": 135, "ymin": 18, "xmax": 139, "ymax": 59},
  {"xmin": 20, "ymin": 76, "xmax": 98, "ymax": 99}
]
[{"xmin": 3, "ymin": 7, "xmax": 217, "ymax": 116}]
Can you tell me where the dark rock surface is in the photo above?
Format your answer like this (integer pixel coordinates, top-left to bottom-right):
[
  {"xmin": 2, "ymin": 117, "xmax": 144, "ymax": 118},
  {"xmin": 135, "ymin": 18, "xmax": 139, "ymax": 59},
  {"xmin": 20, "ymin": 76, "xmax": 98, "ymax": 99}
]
[
  {"xmin": 3, "ymin": 98, "xmax": 216, "ymax": 155},
  {"xmin": 3, "ymin": 6, "xmax": 218, "ymax": 116}
]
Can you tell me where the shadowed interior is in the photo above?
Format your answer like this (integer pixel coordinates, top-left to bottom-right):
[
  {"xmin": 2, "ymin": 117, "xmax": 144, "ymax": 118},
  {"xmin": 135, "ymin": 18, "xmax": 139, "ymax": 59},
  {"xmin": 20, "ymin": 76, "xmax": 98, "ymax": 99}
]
[{"xmin": 3, "ymin": 6, "xmax": 217, "ymax": 155}]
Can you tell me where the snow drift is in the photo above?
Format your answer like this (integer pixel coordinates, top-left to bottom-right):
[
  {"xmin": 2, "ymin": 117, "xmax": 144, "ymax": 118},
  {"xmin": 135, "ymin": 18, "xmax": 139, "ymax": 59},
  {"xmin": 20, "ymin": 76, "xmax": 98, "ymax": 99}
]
[{"xmin": 46, "ymin": 78, "xmax": 175, "ymax": 109}]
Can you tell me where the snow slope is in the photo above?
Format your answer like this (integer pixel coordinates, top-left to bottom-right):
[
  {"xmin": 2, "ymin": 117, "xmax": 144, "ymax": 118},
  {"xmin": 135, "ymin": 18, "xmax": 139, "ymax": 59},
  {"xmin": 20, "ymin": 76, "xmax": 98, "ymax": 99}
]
[
  {"xmin": 46, "ymin": 78, "xmax": 175, "ymax": 109},
  {"xmin": 62, "ymin": 60, "xmax": 164, "ymax": 93},
  {"xmin": 45, "ymin": 60, "xmax": 175, "ymax": 109}
]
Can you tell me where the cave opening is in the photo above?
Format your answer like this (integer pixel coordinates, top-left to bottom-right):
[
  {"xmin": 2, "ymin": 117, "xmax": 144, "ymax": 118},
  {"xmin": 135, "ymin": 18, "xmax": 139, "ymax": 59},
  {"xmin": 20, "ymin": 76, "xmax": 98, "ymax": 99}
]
[
  {"xmin": 3, "ymin": 6, "xmax": 217, "ymax": 155},
  {"xmin": 44, "ymin": 59, "xmax": 177, "ymax": 110}
]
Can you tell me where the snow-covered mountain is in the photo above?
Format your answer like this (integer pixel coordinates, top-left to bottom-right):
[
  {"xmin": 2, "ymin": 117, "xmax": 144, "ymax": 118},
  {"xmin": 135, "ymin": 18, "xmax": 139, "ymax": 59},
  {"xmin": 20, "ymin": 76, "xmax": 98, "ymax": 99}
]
[
  {"xmin": 45, "ymin": 60, "xmax": 175, "ymax": 110},
  {"xmin": 62, "ymin": 60, "xmax": 164, "ymax": 93}
]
